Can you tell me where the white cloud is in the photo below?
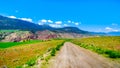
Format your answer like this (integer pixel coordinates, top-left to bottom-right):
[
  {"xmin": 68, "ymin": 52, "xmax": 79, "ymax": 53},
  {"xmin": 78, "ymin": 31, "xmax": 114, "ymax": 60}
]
[
  {"xmin": 49, "ymin": 24, "xmax": 62, "ymax": 28},
  {"xmin": 38, "ymin": 19, "xmax": 53, "ymax": 25},
  {"xmin": 75, "ymin": 22, "xmax": 79, "ymax": 26},
  {"xmin": 41, "ymin": 19, "xmax": 47, "ymax": 23},
  {"xmin": 113, "ymin": 30, "xmax": 119, "ymax": 32},
  {"xmin": 8, "ymin": 15, "xmax": 33, "ymax": 22},
  {"xmin": 105, "ymin": 27, "xmax": 112, "ymax": 30},
  {"xmin": 68, "ymin": 20, "xmax": 71, "ymax": 23},
  {"xmin": 49, "ymin": 21, "xmax": 62, "ymax": 28},
  {"xmin": 105, "ymin": 27, "xmax": 119, "ymax": 32},
  {"xmin": 8, "ymin": 16, "xmax": 16, "ymax": 19},
  {"xmin": 72, "ymin": 21, "xmax": 74, "ymax": 23},
  {"xmin": 19, "ymin": 18, "xmax": 33, "ymax": 22},
  {"xmin": 48, "ymin": 20, "xmax": 53, "ymax": 23},
  {"xmin": 55, "ymin": 21, "xmax": 62, "ymax": 25},
  {"xmin": 38, "ymin": 23, "xmax": 43, "ymax": 25},
  {"xmin": 63, "ymin": 24, "xmax": 69, "ymax": 27}
]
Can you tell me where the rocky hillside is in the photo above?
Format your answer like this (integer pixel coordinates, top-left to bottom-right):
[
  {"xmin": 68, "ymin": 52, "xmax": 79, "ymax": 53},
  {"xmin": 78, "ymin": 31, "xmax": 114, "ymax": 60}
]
[{"xmin": 1, "ymin": 31, "xmax": 35, "ymax": 42}]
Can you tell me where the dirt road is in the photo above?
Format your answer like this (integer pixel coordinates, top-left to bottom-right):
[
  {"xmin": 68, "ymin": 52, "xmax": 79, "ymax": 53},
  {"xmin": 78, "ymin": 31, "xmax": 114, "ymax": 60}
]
[{"xmin": 51, "ymin": 42, "xmax": 114, "ymax": 68}]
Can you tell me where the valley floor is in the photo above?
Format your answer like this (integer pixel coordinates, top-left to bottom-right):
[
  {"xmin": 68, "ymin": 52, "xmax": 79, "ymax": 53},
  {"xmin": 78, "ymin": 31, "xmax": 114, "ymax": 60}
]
[{"xmin": 50, "ymin": 42, "xmax": 119, "ymax": 68}]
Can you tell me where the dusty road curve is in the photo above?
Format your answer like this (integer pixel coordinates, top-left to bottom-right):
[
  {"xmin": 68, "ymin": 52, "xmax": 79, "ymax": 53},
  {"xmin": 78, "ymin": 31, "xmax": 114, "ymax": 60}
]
[{"xmin": 52, "ymin": 42, "xmax": 114, "ymax": 68}]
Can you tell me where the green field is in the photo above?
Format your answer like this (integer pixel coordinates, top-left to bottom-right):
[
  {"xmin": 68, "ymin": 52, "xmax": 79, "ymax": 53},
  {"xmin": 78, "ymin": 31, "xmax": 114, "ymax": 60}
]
[
  {"xmin": 0, "ymin": 40, "xmax": 65, "ymax": 68},
  {"xmin": 0, "ymin": 40, "xmax": 42, "ymax": 48},
  {"xmin": 71, "ymin": 36, "xmax": 120, "ymax": 58}
]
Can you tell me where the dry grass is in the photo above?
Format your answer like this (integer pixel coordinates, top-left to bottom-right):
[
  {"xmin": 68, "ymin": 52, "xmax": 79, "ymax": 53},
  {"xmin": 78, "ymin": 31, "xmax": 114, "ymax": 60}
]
[
  {"xmin": 0, "ymin": 40, "xmax": 64, "ymax": 68},
  {"xmin": 72, "ymin": 36, "xmax": 120, "ymax": 51},
  {"xmin": 71, "ymin": 36, "xmax": 120, "ymax": 58}
]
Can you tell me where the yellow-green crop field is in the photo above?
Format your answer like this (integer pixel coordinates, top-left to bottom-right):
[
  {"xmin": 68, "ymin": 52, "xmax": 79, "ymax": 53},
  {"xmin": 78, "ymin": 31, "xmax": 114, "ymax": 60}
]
[{"xmin": 0, "ymin": 40, "xmax": 65, "ymax": 68}]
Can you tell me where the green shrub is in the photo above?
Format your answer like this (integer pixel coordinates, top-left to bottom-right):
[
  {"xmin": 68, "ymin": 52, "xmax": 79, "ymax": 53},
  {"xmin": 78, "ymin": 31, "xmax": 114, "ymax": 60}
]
[
  {"xmin": 55, "ymin": 42, "xmax": 64, "ymax": 51},
  {"xmin": 16, "ymin": 66, "xmax": 22, "ymax": 68},
  {"xmin": 45, "ymin": 55, "xmax": 51, "ymax": 62},
  {"xmin": 51, "ymin": 48, "xmax": 56, "ymax": 56},
  {"xmin": 108, "ymin": 51, "xmax": 120, "ymax": 58},
  {"xmin": 26, "ymin": 58, "xmax": 36, "ymax": 66},
  {"xmin": 56, "ymin": 44, "xmax": 62, "ymax": 50},
  {"xmin": 56, "ymin": 45, "xmax": 61, "ymax": 50}
]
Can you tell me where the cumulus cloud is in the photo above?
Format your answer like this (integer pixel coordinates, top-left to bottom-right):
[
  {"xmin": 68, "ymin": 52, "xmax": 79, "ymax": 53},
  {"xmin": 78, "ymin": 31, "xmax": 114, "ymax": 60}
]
[
  {"xmin": 55, "ymin": 21, "xmax": 62, "ymax": 25},
  {"xmin": 8, "ymin": 16, "xmax": 17, "ymax": 19},
  {"xmin": 72, "ymin": 21, "xmax": 74, "ymax": 23},
  {"xmin": 39, "ymin": 19, "xmax": 53, "ymax": 23},
  {"xmin": 19, "ymin": 18, "xmax": 33, "ymax": 22},
  {"xmin": 8, "ymin": 15, "xmax": 33, "ymax": 22},
  {"xmin": 105, "ymin": 27, "xmax": 119, "ymax": 32},
  {"xmin": 48, "ymin": 21, "xmax": 62, "ymax": 28},
  {"xmin": 49, "ymin": 24, "xmax": 62, "ymax": 28},
  {"xmin": 38, "ymin": 19, "xmax": 54, "ymax": 25},
  {"xmin": 41, "ymin": 19, "xmax": 47, "ymax": 23},
  {"xmin": 105, "ymin": 27, "xmax": 112, "ymax": 30},
  {"xmin": 63, "ymin": 24, "xmax": 69, "ymax": 27},
  {"xmin": 38, "ymin": 23, "xmax": 43, "ymax": 25},
  {"xmin": 75, "ymin": 22, "xmax": 79, "ymax": 26},
  {"xmin": 48, "ymin": 20, "xmax": 53, "ymax": 23},
  {"xmin": 68, "ymin": 20, "xmax": 71, "ymax": 23},
  {"xmin": 113, "ymin": 30, "xmax": 119, "ymax": 32}
]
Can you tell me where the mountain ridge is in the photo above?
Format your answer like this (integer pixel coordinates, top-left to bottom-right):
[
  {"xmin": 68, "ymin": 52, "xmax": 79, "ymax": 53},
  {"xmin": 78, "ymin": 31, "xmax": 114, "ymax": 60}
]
[
  {"xmin": 0, "ymin": 15, "xmax": 89, "ymax": 34},
  {"xmin": 0, "ymin": 15, "xmax": 120, "ymax": 42}
]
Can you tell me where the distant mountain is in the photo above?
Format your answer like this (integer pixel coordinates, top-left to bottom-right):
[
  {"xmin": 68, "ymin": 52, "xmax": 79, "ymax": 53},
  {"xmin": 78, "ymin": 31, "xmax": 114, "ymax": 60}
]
[
  {"xmin": 0, "ymin": 15, "xmax": 53, "ymax": 32},
  {"xmin": 1, "ymin": 15, "xmax": 114, "ymax": 42},
  {"xmin": 0, "ymin": 15, "xmax": 89, "ymax": 34},
  {"xmin": 52, "ymin": 27, "xmax": 89, "ymax": 34},
  {"xmin": 107, "ymin": 32, "xmax": 120, "ymax": 36},
  {"xmin": 90, "ymin": 32, "xmax": 107, "ymax": 36}
]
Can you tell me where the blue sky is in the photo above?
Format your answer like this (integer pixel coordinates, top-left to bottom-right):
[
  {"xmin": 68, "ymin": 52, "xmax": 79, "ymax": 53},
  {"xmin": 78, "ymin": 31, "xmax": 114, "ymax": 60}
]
[{"xmin": 0, "ymin": 0, "xmax": 120, "ymax": 32}]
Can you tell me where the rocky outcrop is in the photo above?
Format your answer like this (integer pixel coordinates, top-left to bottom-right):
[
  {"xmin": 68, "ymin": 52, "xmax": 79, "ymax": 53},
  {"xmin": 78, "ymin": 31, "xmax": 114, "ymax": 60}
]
[
  {"xmin": 1, "ymin": 30, "xmax": 89, "ymax": 42},
  {"xmin": 2, "ymin": 31, "xmax": 35, "ymax": 42},
  {"xmin": 36, "ymin": 30, "xmax": 57, "ymax": 40}
]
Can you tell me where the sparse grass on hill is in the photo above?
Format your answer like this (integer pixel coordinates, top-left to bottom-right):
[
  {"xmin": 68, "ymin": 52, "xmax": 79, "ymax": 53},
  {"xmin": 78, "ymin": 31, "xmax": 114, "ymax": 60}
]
[{"xmin": 0, "ymin": 40, "xmax": 65, "ymax": 68}]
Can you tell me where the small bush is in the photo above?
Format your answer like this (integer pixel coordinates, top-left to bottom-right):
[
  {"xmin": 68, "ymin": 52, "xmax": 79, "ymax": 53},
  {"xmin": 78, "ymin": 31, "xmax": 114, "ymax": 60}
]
[
  {"xmin": 51, "ymin": 48, "xmax": 56, "ymax": 56},
  {"xmin": 45, "ymin": 55, "xmax": 51, "ymax": 62},
  {"xmin": 56, "ymin": 44, "xmax": 61, "ymax": 50},
  {"xmin": 56, "ymin": 45, "xmax": 60, "ymax": 50},
  {"xmin": 39, "ymin": 56, "xmax": 44, "ymax": 60},
  {"xmin": 16, "ymin": 66, "xmax": 22, "ymax": 68},
  {"xmin": 47, "ymin": 48, "xmax": 52, "ymax": 52},
  {"xmin": 26, "ymin": 58, "xmax": 36, "ymax": 66},
  {"xmin": 56, "ymin": 42, "xmax": 64, "ymax": 51},
  {"xmin": 109, "ymin": 51, "xmax": 120, "ymax": 58}
]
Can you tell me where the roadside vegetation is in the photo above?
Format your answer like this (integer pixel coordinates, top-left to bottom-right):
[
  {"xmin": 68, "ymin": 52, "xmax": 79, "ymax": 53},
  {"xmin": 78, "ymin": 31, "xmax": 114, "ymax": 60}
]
[
  {"xmin": 40, "ymin": 41, "xmax": 65, "ymax": 68},
  {"xmin": 71, "ymin": 36, "xmax": 120, "ymax": 58},
  {"xmin": 0, "ymin": 40, "xmax": 65, "ymax": 68}
]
